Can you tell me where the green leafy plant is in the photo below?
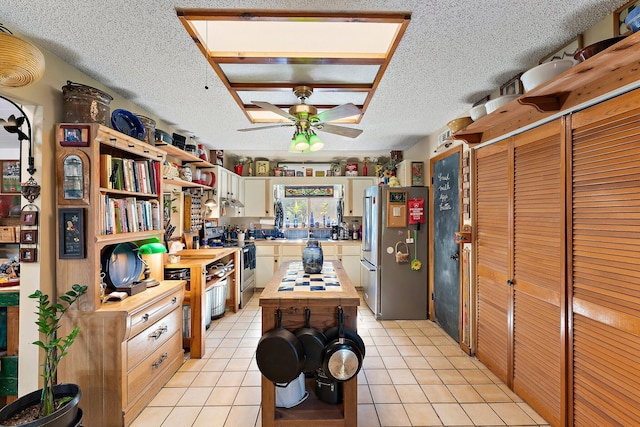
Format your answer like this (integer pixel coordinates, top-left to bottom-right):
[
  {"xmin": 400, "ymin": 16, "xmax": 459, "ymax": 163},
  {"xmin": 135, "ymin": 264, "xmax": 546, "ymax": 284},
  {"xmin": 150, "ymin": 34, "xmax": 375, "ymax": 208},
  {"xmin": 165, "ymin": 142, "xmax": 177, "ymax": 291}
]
[{"xmin": 29, "ymin": 284, "xmax": 87, "ymax": 417}]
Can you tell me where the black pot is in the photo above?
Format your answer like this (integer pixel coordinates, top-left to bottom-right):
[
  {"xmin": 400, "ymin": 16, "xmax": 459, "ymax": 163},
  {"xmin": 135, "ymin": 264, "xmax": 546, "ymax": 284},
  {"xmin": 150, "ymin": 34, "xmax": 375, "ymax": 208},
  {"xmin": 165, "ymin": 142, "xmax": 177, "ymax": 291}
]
[
  {"xmin": 294, "ymin": 308, "xmax": 327, "ymax": 375},
  {"xmin": 314, "ymin": 367, "xmax": 342, "ymax": 404},
  {"xmin": 256, "ymin": 309, "xmax": 305, "ymax": 384},
  {"xmin": 322, "ymin": 306, "xmax": 363, "ymax": 383},
  {"xmin": 324, "ymin": 308, "xmax": 366, "ymax": 359},
  {"xmin": 0, "ymin": 383, "xmax": 81, "ymax": 427}
]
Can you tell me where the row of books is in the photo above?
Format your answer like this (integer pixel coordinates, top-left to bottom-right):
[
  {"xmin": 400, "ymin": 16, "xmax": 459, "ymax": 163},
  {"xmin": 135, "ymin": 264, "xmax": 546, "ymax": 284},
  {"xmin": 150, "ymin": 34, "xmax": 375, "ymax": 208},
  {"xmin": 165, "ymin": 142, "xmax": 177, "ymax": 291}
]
[
  {"xmin": 100, "ymin": 195, "xmax": 161, "ymax": 235},
  {"xmin": 100, "ymin": 154, "xmax": 161, "ymax": 194}
]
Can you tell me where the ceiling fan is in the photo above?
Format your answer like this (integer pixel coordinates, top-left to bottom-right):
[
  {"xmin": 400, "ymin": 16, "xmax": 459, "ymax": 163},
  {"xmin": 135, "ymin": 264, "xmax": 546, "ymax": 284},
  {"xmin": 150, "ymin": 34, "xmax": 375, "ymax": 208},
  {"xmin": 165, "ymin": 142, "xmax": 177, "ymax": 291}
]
[{"xmin": 237, "ymin": 86, "xmax": 363, "ymax": 146}]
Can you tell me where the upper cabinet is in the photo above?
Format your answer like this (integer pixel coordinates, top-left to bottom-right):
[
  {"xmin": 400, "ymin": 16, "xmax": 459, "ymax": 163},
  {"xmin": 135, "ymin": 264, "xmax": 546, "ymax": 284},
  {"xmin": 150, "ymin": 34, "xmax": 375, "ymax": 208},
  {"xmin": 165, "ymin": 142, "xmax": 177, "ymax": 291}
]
[
  {"xmin": 453, "ymin": 31, "xmax": 640, "ymax": 146},
  {"xmin": 346, "ymin": 177, "xmax": 377, "ymax": 217},
  {"xmin": 244, "ymin": 178, "xmax": 273, "ymax": 218}
]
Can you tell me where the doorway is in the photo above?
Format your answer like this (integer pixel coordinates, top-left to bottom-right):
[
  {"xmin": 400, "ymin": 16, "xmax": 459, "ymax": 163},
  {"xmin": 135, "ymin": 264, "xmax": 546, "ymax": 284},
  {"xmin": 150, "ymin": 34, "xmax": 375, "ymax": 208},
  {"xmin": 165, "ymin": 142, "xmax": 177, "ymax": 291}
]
[{"xmin": 430, "ymin": 147, "xmax": 462, "ymax": 342}]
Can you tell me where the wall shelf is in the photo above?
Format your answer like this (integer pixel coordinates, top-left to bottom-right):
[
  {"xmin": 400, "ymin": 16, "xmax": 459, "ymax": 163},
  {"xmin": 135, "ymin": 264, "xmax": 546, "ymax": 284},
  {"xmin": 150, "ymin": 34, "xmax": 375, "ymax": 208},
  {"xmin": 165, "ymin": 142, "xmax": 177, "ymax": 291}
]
[
  {"xmin": 452, "ymin": 30, "xmax": 640, "ymax": 146},
  {"xmin": 155, "ymin": 142, "xmax": 216, "ymax": 167}
]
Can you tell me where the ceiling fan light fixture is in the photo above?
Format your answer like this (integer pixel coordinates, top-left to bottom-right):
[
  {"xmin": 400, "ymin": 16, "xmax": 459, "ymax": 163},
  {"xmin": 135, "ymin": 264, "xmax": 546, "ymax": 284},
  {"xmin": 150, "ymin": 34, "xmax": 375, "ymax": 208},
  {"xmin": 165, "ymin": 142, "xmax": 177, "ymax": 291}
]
[
  {"xmin": 293, "ymin": 132, "xmax": 309, "ymax": 151},
  {"xmin": 308, "ymin": 133, "xmax": 323, "ymax": 151}
]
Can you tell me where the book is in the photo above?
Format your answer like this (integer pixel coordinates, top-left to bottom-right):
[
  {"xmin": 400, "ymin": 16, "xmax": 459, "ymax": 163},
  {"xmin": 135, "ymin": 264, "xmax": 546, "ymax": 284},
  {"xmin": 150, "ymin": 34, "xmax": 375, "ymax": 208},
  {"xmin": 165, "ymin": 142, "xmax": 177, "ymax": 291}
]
[
  {"xmin": 111, "ymin": 158, "xmax": 124, "ymax": 190},
  {"xmin": 99, "ymin": 154, "xmax": 113, "ymax": 189}
]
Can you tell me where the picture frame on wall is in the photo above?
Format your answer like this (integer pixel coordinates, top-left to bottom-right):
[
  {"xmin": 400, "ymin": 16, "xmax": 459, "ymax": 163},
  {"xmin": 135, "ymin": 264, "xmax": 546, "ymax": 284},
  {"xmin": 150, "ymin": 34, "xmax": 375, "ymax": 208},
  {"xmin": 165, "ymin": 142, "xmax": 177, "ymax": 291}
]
[
  {"xmin": 59, "ymin": 208, "xmax": 85, "ymax": 259},
  {"xmin": 57, "ymin": 124, "xmax": 90, "ymax": 147},
  {"xmin": 411, "ymin": 162, "xmax": 424, "ymax": 186},
  {"xmin": 20, "ymin": 210, "xmax": 38, "ymax": 225},
  {"xmin": 539, "ymin": 35, "xmax": 583, "ymax": 64},
  {"xmin": 20, "ymin": 248, "xmax": 37, "ymax": 263},
  {"xmin": 500, "ymin": 73, "xmax": 524, "ymax": 96},
  {"xmin": 614, "ymin": 0, "xmax": 640, "ymax": 36},
  {"xmin": 1, "ymin": 160, "xmax": 21, "ymax": 193},
  {"xmin": 20, "ymin": 229, "xmax": 37, "ymax": 244}
]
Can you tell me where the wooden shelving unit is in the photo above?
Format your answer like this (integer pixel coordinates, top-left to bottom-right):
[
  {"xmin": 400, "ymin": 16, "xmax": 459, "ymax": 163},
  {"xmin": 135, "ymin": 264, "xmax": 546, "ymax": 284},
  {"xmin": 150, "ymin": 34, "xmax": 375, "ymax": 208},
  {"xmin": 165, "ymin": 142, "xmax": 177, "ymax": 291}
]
[
  {"xmin": 452, "ymin": 31, "xmax": 640, "ymax": 146},
  {"xmin": 55, "ymin": 123, "xmax": 186, "ymax": 426}
]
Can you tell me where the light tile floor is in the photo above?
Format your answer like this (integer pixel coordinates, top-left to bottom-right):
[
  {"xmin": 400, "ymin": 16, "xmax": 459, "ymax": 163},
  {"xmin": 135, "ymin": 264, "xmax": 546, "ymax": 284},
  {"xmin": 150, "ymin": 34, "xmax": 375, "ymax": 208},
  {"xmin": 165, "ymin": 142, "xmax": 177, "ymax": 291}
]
[{"xmin": 132, "ymin": 292, "xmax": 550, "ymax": 426}]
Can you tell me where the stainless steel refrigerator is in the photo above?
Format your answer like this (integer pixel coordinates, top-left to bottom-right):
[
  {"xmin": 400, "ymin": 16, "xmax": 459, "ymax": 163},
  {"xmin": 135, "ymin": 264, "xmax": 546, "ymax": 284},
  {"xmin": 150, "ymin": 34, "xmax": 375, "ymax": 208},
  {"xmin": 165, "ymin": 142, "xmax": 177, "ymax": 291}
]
[{"xmin": 361, "ymin": 185, "xmax": 429, "ymax": 320}]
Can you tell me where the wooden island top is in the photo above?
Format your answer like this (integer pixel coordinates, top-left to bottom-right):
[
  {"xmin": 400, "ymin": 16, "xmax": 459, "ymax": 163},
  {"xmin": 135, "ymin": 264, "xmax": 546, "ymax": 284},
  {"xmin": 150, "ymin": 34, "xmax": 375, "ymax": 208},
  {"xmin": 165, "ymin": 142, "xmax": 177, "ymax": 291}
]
[{"xmin": 259, "ymin": 260, "xmax": 360, "ymax": 427}]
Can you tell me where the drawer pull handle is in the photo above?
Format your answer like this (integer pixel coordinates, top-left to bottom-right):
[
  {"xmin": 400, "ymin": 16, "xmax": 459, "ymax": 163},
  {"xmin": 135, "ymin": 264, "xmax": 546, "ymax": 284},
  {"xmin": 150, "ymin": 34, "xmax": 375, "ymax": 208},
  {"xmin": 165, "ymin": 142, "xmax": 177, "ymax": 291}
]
[
  {"xmin": 142, "ymin": 314, "xmax": 150, "ymax": 322},
  {"xmin": 172, "ymin": 297, "xmax": 177, "ymax": 304},
  {"xmin": 149, "ymin": 325, "xmax": 168, "ymax": 340},
  {"xmin": 152, "ymin": 352, "xmax": 168, "ymax": 369}
]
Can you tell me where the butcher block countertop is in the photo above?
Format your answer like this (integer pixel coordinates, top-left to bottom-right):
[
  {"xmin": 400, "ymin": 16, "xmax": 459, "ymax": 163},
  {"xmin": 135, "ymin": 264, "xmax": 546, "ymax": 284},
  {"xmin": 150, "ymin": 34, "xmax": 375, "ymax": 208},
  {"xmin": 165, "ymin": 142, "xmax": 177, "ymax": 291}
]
[{"xmin": 177, "ymin": 247, "xmax": 239, "ymax": 259}]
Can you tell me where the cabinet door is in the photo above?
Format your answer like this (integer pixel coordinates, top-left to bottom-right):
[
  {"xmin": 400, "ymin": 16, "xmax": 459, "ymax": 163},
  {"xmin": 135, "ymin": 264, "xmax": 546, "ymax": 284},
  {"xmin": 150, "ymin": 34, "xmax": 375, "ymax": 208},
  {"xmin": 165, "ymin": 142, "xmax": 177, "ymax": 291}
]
[
  {"xmin": 244, "ymin": 179, "xmax": 271, "ymax": 217},
  {"xmin": 340, "ymin": 255, "xmax": 361, "ymax": 287},
  {"xmin": 569, "ymin": 91, "xmax": 640, "ymax": 427},
  {"xmin": 348, "ymin": 178, "xmax": 375, "ymax": 216},
  {"xmin": 256, "ymin": 245, "xmax": 277, "ymax": 288},
  {"xmin": 229, "ymin": 172, "xmax": 241, "ymax": 217},
  {"xmin": 511, "ymin": 121, "xmax": 563, "ymax": 426},
  {"xmin": 474, "ymin": 139, "xmax": 510, "ymax": 384}
]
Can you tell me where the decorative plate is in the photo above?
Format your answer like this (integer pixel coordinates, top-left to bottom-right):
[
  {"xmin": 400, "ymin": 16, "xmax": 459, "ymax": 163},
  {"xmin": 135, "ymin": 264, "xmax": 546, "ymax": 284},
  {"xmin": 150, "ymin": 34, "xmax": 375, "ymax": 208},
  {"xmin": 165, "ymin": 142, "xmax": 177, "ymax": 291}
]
[
  {"xmin": 101, "ymin": 242, "xmax": 143, "ymax": 288},
  {"xmin": 111, "ymin": 109, "xmax": 146, "ymax": 141}
]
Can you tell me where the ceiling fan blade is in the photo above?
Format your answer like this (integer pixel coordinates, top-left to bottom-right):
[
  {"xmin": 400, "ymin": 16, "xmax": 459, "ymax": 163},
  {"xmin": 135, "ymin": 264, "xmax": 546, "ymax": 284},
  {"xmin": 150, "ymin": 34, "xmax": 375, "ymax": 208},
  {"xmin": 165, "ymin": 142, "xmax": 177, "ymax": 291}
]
[
  {"xmin": 313, "ymin": 103, "xmax": 361, "ymax": 123},
  {"xmin": 314, "ymin": 123, "xmax": 363, "ymax": 138},
  {"xmin": 238, "ymin": 123, "xmax": 294, "ymax": 132},
  {"xmin": 252, "ymin": 101, "xmax": 297, "ymax": 121}
]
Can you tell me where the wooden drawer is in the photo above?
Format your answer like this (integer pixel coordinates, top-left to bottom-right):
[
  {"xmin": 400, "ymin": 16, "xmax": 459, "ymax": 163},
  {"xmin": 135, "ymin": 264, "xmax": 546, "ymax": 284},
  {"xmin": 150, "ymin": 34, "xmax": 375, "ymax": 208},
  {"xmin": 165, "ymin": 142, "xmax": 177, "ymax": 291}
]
[
  {"xmin": 127, "ymin": 330, "xmax": 181, "ymax": 399},
  {"xmin": 129, "ymin": 288, "xmax": 182, "ymax": 338},
  {"xmin": 127, "ymin": 307, "xmax": 181, "ymax": 370}
]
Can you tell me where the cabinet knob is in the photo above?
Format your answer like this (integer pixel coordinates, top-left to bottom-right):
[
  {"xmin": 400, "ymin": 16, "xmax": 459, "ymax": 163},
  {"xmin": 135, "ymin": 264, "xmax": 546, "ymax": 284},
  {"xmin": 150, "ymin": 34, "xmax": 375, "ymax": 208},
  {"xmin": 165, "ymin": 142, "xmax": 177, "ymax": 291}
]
[
  {"xmin": 142, "ymin": 313, "xmax": 150, "ymax": 322},
  {"xmin": 172, "ymin": 297, "xmax": 177, "ymax": 304}
]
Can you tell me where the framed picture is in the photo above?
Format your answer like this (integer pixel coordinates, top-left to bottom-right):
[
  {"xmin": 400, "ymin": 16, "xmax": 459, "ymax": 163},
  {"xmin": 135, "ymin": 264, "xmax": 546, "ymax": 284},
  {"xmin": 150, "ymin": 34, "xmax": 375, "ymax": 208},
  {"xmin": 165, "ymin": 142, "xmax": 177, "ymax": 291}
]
[
  {"xmin": 539, "ymin": 35, "xmax": 583, "ymax": 64},
  {"xmin": 58, "ymin": 124, "xmax": 90, "ymax": 147},
  {"xmin": 20, "ymin": 210, "xmax": 38, "ymax": 225},
  {"xmin": 1, "ymin": 160, "xmax": 21, "ymax": 193},
  {"xmin": 500, "ymin": 73, "xmax": 524, "ymax": 96},
  {"xmin": 20, "ymin": 248, "xmax": 37, "ymax": 263},
  {"xmin": 614, "ymin": 0, "xmax": 640, "ymax": 36},
  {"xmin": 20, "ymin": 229, "xmax": 37, "ymax": 244},
  {"xmin": 411, "ymin": 162, "xmax": 424, "ymax": 186},
  {"xmin": 59, "ymin": 208, "xmax": 85, "ymax": 259}
]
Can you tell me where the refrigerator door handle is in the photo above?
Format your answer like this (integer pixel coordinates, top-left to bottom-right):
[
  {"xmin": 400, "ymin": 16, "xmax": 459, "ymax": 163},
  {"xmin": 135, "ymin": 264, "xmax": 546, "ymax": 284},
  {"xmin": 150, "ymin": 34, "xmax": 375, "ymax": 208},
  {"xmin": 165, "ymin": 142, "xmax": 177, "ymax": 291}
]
[{"xmin": 360, "ymin": 259, "xmax": 376, "ymax": 271}]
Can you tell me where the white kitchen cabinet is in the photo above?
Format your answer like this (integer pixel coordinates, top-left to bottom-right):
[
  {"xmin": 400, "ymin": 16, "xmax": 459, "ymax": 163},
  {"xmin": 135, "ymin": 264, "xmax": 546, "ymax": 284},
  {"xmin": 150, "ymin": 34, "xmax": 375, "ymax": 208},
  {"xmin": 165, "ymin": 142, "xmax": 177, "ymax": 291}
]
[
  {"xmin": 243, "ymin": 178, "xmax": 273, "ymax": 217},
  {"xmin": 338, "ymin": 244, "xmax": 362, "ymax": 287},
  {"xmin": 347, "ymin": 177, "xmax": 376, "ymax": 217},
  {"xmin": 256, "ymin": 244, "xmax": 277, "ymax": 289}
]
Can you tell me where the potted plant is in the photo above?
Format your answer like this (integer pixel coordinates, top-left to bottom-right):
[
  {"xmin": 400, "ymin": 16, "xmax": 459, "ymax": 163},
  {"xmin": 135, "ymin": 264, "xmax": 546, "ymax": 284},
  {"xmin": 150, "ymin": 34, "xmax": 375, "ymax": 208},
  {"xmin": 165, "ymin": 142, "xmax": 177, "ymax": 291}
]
[{"xmin": 0, "ymin": 284, "xmax": 87, "ymax": 426}]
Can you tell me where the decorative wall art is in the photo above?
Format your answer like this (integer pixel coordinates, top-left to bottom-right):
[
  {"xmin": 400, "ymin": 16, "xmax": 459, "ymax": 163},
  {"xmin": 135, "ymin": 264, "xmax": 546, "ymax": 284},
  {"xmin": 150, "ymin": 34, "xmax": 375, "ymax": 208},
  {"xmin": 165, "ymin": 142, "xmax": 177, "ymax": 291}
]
[
  {"xmin": 1, "ymin": 160, "xmax": 20, "ymax": 193},
  {"xmin": 500, "ymin": 73, "xmax": 524, "ymax": 96},
  {"xmin": 59, "ymin": 208, "xmax": 85, "ymax": 259},
  {"xmin": 411, "ymin": 162, "xmax": 424, "ymax": 186},
  {"xmin": 539, "ymin": 35, "xmax": 583, "ymax": 64}
]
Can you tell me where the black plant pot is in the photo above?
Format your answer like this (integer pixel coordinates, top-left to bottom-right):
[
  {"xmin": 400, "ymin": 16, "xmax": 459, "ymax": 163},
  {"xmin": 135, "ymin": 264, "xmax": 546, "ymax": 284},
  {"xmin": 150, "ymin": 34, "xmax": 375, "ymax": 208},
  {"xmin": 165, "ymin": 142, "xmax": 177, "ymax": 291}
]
[{"xmin": 0, "ymin": 383, "xmax": 81, "ymax": 427}]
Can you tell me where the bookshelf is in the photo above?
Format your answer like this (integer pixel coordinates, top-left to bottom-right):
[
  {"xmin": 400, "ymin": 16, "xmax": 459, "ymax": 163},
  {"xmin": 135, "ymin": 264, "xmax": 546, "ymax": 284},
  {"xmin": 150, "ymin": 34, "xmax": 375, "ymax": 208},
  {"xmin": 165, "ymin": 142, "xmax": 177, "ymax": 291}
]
[{"xmin": 55, "ymin": 123, "xmax": 185, "ymax": 426}]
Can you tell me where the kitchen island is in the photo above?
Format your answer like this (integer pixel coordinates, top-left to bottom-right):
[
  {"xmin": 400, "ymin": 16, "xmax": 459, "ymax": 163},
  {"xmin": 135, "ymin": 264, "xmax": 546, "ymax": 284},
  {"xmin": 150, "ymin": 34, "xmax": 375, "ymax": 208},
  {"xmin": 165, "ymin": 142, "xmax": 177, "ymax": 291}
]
[{"xmin": 260, "ymin": 260, "xmax": 360, "ymax": 427}]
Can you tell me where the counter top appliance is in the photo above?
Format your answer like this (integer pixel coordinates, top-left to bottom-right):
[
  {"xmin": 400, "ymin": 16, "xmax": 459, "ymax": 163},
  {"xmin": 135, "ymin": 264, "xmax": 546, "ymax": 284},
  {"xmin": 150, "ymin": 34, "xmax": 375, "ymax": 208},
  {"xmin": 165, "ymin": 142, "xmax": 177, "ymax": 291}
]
[{"xmin": 361, "ymin": 185, "xmax": 429, "ymax": 320}]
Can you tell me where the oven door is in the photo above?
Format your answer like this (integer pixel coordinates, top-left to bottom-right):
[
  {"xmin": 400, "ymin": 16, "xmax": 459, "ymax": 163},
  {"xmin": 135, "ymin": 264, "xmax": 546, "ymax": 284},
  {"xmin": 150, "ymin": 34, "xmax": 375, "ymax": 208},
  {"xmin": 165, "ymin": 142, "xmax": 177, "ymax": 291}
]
[{"xmin": 240, "ymin": 244, "xmax": 256, "ymax": 308}]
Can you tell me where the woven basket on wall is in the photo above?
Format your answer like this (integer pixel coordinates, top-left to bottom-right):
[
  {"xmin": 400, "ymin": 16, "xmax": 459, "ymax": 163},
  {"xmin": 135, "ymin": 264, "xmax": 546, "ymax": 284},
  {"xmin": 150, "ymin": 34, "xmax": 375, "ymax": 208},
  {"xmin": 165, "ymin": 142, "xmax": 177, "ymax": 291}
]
[{"xmin": 0, "ymin": 31, "xmax": 45, "ymax": 88}]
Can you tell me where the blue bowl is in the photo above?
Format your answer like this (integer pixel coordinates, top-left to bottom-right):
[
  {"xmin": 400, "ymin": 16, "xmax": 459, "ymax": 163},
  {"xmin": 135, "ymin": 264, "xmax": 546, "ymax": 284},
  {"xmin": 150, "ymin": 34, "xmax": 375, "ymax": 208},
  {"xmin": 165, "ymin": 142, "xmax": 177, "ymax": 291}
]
[
  {"xmin": 625, "ymin": 6, "xmax": 640, "ymax": 33},
  {"xmin": 111, "ymin": 109, "xmax": 146, "ymax": 141}
]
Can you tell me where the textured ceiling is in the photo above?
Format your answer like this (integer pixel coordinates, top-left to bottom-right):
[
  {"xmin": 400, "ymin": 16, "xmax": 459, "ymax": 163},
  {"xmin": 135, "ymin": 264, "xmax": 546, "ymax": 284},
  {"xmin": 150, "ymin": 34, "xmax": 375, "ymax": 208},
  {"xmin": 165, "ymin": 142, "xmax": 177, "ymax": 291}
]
[{"xmin": 0, "ymin": 0, "xmax": 628, "ymax": 161}]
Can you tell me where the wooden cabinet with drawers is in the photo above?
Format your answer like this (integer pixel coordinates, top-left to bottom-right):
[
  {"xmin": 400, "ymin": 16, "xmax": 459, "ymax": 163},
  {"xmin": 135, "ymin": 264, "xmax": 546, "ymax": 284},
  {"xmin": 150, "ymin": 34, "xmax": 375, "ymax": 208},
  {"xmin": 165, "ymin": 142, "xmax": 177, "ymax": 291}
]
[{"xmin": 61, "ymin": 281, "xmax": 185, "ymax": 427}]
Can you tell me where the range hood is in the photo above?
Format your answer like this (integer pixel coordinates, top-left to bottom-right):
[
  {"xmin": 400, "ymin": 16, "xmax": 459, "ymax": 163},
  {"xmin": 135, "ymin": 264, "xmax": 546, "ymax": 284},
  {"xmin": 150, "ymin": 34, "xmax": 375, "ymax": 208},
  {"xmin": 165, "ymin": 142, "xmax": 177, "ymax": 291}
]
[{"xmin": 220, "ymin": 196, "xmax": 244, "ymax": 208}]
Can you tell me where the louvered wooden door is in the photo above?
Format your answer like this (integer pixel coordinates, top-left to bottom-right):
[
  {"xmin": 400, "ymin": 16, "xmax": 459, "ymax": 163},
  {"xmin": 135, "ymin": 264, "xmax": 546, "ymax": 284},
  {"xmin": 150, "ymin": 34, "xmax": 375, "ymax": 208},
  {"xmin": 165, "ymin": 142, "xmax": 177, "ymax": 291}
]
[
  {"xmin": 474, "ymin": 140, "xmax": 510, "ymax": 383},
  {"xmin": 511, "ymin": 121, "xmax": 564, "ymax": 426},
  {"xmin": 569, "ymin": 90, "xmax": 640, "ymax": 426}
]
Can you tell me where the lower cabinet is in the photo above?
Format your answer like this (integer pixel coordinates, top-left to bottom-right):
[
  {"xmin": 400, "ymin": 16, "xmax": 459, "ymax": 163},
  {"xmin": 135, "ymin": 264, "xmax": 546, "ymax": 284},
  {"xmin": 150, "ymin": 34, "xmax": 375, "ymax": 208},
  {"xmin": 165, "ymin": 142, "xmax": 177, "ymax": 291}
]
[
  {"xmin": 60, "ymin": 281, "xmax": 185, "ymax": 427},
  {"xmin": 255, "ymin": 242, "xmax": 362, "ymax": 288}
]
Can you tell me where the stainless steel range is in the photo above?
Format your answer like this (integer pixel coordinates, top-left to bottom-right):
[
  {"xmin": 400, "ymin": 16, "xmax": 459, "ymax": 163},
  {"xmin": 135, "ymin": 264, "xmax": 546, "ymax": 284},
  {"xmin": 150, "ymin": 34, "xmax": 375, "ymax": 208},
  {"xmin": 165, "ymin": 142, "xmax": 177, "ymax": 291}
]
[{"xmin": 202, "ymin": 224, "xmax": 256, "ymax": 308}]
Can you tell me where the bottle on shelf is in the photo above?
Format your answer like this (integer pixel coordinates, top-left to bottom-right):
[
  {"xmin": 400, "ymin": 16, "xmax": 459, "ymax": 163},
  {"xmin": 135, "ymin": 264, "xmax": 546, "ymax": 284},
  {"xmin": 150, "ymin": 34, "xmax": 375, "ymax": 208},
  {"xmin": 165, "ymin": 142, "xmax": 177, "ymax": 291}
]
[
  {"xmin": 285, "ymin": 216, "xmax": 290, "ymax": 228},
  {"xmin": 293, "ymin": 216, "xmax": 298, "ymax": 228},
  {"xmin": 309, "ymin": 211, "xmax": 315, "ymax": 227}
]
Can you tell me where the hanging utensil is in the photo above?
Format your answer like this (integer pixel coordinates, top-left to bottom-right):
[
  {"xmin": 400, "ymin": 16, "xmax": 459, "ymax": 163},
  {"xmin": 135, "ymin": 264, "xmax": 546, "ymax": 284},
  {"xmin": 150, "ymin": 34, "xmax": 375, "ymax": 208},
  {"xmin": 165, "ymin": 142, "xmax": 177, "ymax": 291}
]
[{"xmin": 411, "ymin": 230, "xmax": 422, "ymax": 271}]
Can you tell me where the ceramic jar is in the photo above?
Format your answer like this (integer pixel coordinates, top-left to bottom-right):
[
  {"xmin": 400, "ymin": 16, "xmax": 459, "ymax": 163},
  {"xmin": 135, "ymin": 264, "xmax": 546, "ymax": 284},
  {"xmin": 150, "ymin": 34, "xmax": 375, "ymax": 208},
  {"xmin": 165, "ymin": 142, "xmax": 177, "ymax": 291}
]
[{"xmin": 302, "ymin": 240, "xmax": 323, "ymax": 274}]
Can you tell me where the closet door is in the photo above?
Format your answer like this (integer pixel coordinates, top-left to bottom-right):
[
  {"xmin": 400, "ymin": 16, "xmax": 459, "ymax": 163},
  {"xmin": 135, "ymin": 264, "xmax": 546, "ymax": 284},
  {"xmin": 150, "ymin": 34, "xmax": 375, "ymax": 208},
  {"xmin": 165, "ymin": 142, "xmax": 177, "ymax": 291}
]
[
  {"xmin": 512, "ymin": 120, "xmax": 564, "ymax": 426},
  {"xmin": 474, "ymin": 140, "xmax": 510, "ymax": 383},
  {"xmin": 569, "ymin": 90, "xmax": 640, "ymax": 426}
]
